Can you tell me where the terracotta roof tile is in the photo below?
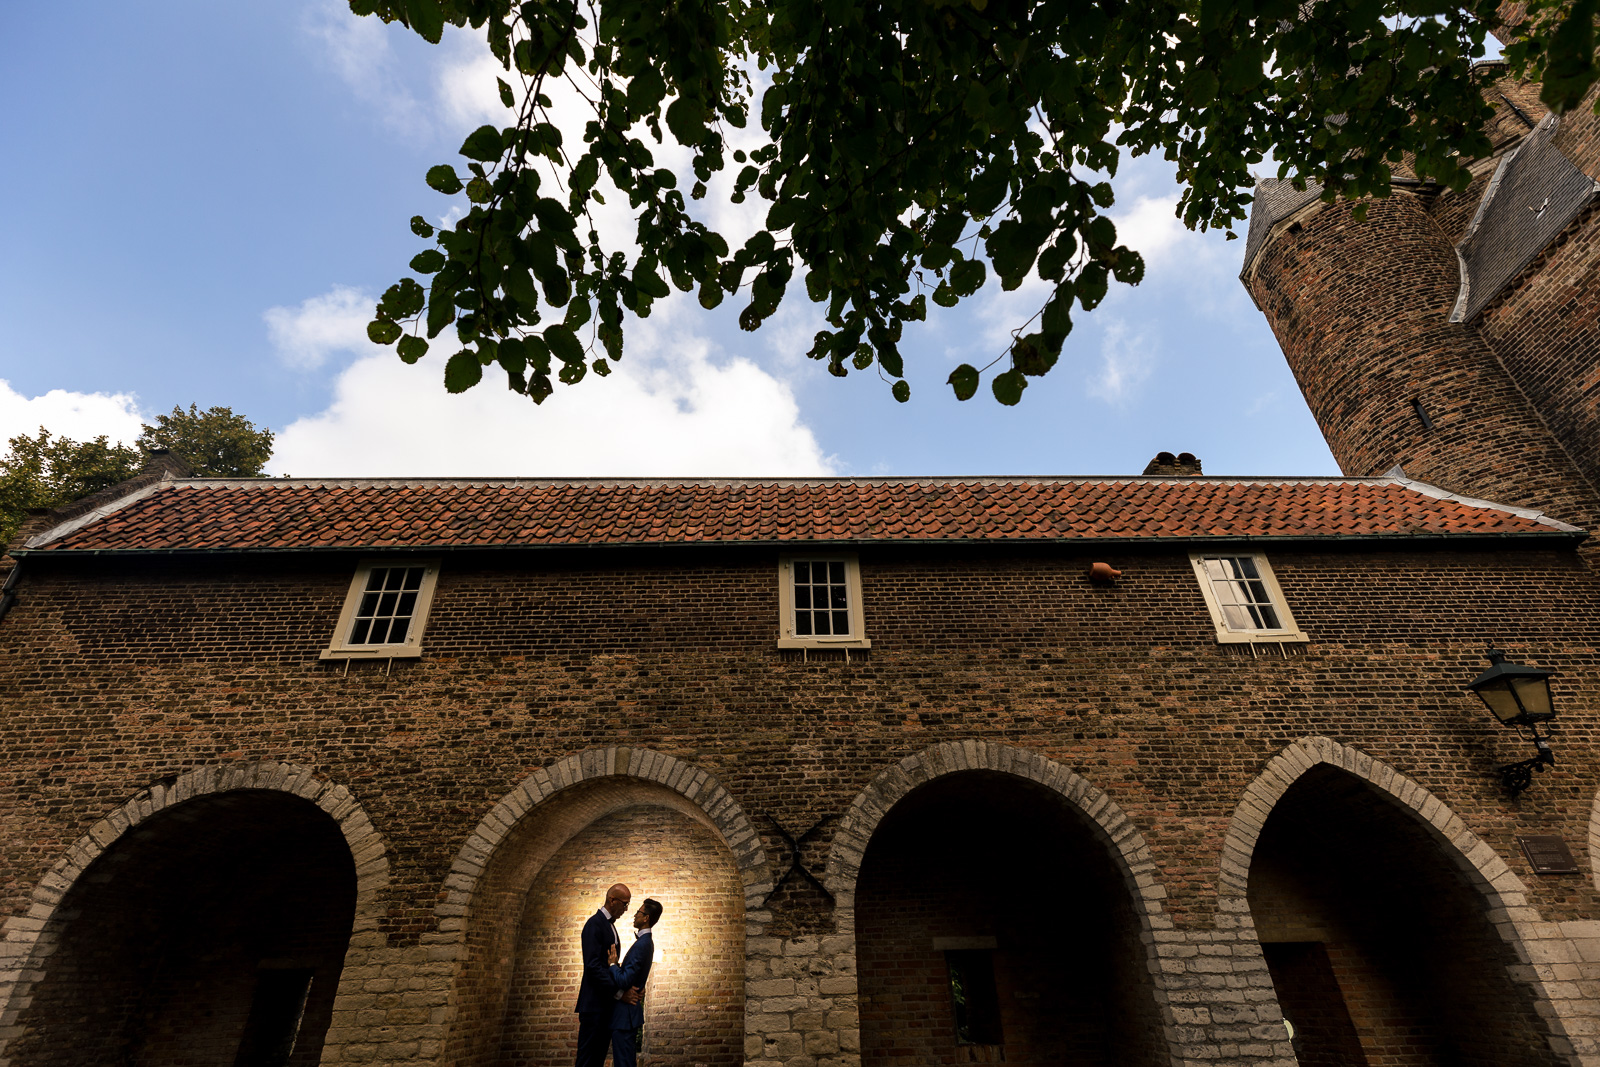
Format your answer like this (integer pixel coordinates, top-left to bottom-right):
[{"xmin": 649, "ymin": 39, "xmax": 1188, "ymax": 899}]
[{"xmin": 20, "ymin": 475, "xmax": 1583, "ymax": 554}]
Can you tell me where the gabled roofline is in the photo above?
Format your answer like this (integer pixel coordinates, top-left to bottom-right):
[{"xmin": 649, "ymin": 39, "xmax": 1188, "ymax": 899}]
[{"xmin": 12, "ymin": 468, "xmax": 1586, "ymax": 555}]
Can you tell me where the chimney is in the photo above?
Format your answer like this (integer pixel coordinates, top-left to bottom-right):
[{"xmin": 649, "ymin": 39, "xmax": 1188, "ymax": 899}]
[
  {"xmin": 140, "ymin": 447, "xmax": 194, "ymax": 479},
  {"xmin": 1142, "ymin": 451, "xmax": 1203, "ymax": 477}
]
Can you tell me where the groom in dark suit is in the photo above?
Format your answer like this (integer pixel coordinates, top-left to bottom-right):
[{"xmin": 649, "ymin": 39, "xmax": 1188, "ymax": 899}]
[
  {"xmin": 607, "ymin": 898, "xmax": 661, "ymax": 1067},
  {"xmin": 573, "ymin": 883, "xmax": 632, "ymax": 1067}
]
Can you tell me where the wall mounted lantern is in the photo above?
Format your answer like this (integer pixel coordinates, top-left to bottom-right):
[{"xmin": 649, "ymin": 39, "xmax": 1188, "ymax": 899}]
[{"xmin": 1466, "ymin": 646, "xmax": 1556, "ymax": 794}]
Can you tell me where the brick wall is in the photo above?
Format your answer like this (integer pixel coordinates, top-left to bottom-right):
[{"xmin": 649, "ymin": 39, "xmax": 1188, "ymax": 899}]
[{"xmin": 5, "ymin": 546, "xmax": 1600, "ymax": 1065}]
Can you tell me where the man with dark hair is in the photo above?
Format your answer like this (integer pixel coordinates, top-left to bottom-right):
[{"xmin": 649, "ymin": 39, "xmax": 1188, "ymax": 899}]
[
  {"xmin": 607, "ymin": 898, "xmax": 663, "ymax": 1067},
  {"xmin": 573, "ymin": 883, "xmax": 631, "ymax": 1067}
]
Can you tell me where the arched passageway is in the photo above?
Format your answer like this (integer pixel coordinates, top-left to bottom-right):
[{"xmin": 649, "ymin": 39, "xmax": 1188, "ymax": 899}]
[
  {"xmin": 7, "ymin": 789, "xmax": 357, "ymax": 1067},
  {"xmin": 855, "ymin": 770, "xmax": 1167, "ymax": 1067},
  {"xmin": 445, "ymin": 773, "xmax": 748, "ymax": 1067},
  {"xmin": 1248, "ymin": 765, "xmax": 1554, "ymax": 1066}
]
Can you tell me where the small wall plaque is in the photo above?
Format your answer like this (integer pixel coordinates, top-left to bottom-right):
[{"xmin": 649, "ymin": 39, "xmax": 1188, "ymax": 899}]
[{"xmin": 1518, "ymin": 834, "xmax": 1580, "ymax": 875}]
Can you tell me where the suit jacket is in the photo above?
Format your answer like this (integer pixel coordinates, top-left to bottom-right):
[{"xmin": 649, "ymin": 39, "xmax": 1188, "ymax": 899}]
[
  {"xmin": 607, "ymin": 929, "xmax": 654, "ymax": 1031},
  {"xmin": 573, "ymin": 909, "xmax": 621, "ymax": 1013}
]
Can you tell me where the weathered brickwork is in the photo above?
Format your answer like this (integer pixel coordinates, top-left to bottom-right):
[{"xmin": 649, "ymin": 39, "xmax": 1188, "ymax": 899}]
[{"xmin": 6, "ymin": 539, "xmax": 1600, "ymax": 1065}]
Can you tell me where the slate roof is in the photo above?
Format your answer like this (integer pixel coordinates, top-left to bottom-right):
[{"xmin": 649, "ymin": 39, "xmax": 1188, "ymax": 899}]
[
  {"xmin": 1240, "ymin": 177, "xmax": 1324, "ymax": 277},
  {"xmin": 1450, "ymin": 114, "xmax": 1600, "ymax": 322},
  {"xmin": 17, "ymin": 474, "xmax": 1583, "ymax": 554}
]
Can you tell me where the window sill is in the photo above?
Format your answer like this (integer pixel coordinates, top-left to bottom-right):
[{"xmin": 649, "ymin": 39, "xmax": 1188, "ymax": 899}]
[
  {"xmin": 776, "ymin": 637, "xmax": 872, "ymax": 650},
  {"xmin": 320, "ymin": 647, "xmax": 424, "ymax": 660},
  {"xmin": 1213, "ymin": 631, "xmax": 1308, "ymax": 645}
]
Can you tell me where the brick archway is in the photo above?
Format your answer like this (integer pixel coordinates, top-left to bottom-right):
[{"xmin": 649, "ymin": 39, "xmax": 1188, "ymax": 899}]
[
  {"xmin": 437, "ymin": 747, "xmax": 769, "ymax": 1066},
  {"xmin": 1221, "ymin": 736, "xmax": 1589, "ymax": 1066},
  {"xmin": 0, "ymin": 761, "xmax": 389, "ymax": 1065},
  {"xmin": 823, "ymin": 740, "xmax": 1183, "ymax": 1067}
]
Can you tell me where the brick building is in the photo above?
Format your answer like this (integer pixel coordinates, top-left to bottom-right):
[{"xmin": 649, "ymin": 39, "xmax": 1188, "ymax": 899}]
[{"xmin": 5, "ymin": 62, "xmax": 1600, "ymax": 1067}]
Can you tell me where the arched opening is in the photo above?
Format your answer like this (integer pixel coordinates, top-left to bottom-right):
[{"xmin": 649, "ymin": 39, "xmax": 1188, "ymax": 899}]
[
  {"xmin": 446, "ymin": 776, "xmax": 746, "ymax": 1067},
  {"xmin": 855, "ymin": 770, "xmax": 1167, "ymax": 1067},
  {"xmin": 1249, "ymin": 765, "xmax": 1553, "ymax": 1066},
  {"xmin": 7, "ymin": 789, "xmax": 357, "ymax": 1067}
]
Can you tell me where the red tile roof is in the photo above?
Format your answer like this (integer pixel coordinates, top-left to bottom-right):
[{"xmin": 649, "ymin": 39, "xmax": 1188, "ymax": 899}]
[{"xmin": 19, "ymin": 476, "xmax": 1582, "ymax": 554}]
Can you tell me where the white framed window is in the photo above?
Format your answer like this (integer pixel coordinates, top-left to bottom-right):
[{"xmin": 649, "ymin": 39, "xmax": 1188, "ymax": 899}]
[
  {"xmin": 1189, "ymin": 553, "xmax": 1307, "ymax": 644},
  {"xmin": 778, "ymin": 555, "xmax": 870, "ymax": 649},
  {"xmin": 321, "ymin": 559, "xmax": 441, "ymax": 660}
]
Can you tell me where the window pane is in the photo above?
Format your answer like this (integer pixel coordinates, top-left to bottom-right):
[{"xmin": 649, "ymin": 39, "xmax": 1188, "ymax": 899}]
[
  {"xmin": 357, "ymin": 592, "xmax": 380, "ymax": 618},
  {"xmin": 1222, "ymin": 605, "xmax": 1251, "ymax": 629},
  {"xmin": 833, "ymin": 610, "xmax": 850, "ymax": 634},
  {"xmin": 377, "ymin": 592, "xmax": 398, "ymax": 616},
  {"xmin": 350, "ymin": 619, "xmax": 372, "ymax": 644},
  {"xmin": 794, "ymin": 561, "xmax": 810, "ymax": 583},
  {"xmin": 1236, "ymin": 557, "xmax": 1262, "ymax": 580},
  {"xmin": 365, "ymin": 568, "xmax": 388, "ymax": 591},
  {"xmin": 1256, "ymin": 604, "xmax": 1281, "ymax": 629},
  {"xmin": 795, "ymin": 612, "xmax": 813, "ymax": 636},
  {"xmin": 397, "ymin": 591, "xmax": 418, "ymax": 616},
  {"xmin": 386, "ymin": 618, "xmax": 410, "ymax": 644},
  {"xmin": 830, "ymin": 585, "xmax": 848, "ymax": 608},
  {"xmin": 796, "ymin": 586, "xmax": 812, "ymax": 609},
  {"xmin": 402, "ymin": 568, "xmax": 423, "ymax": 590},
  {"xmin": 828, "ymin": 561, "xmax": 845, "ymax": 583},
  {"xmin": 815, "ymin": 610, "xmax": 833, "ymax": 635}
]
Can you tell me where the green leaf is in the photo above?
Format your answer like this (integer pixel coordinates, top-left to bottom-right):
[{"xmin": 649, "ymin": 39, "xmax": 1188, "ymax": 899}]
[
  {"xmin": 497, "ymin": 78, "xmax": 515, "ymax": 109},
  {"xmin": 368, "ymin": 319, "xmax": 403, "ymax": 345},
  {"xmin": 666, "ymin": 96, "xmax": 707, "ymax": 145},
  {"xmin": 444, "ymin": 350, "xmax": 483, "ymax": 393},
  {"xmin": 991, "ymin": 368, "xmax": 1027, "ymax": 406},
  {"xmin": 410, "ymin": 249, "xmax": 447, "ymax": 274},
  {"xmin": 397, "ymin": 334, "xmax": 429, "ymax": 364},
  {"xmin": 426, "ymin": 165, "xmax": 463, "ymax": 195},
  {"xmin": 410, "ymin": 215, "xmax": 435, "ymax": 238},
  {"xmin": 461, "ymin": 125, "xmax": 506, "ymax": 163},
  {"xmin": 544, "ymin": 323, "xmax": 585, "ymax": 366},
  {"xmin": 466, "ymin": 177, "xmax": 494, "ymax": 203},
  {"xmin": 950, "ymin": 258, "xmax": 987, "ymax": 296},
  {"xmin": 404, "ymin": 0, "xmax": 444, "ymax": 43},
  {"xmin": 947, "ymin": 363, "xmax": 980, "ymax": 401},
  {"xmin": 379, "ymin": 278, "xmax": 426, "ymax": 318},
  {"xmin": 892, "ymin": 380, "xmax": 911, "ymax": 403}
]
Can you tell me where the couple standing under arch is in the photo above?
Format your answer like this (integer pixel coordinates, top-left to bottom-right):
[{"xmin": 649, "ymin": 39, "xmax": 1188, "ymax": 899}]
[{"xmin": 574, "ymin": 883, "xmax": 662, "ymax": 1067}]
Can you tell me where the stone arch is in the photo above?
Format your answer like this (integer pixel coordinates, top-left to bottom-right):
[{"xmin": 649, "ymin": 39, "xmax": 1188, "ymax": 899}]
[
  {"xmin": 1221, "ymin": 736, "xmax": 1584, "ymax": 1065},
  {"xmin": 825, "ymin": 740, "xmax": 1182, "ymax": 1067},
  {"xmin": 437, "ymin": 746, "xmax": 767, "ymax": 1067},
  {"xmin": 1587, "ymin": 785, "xmax": 1600, "ymax": 894},
  {"xmin": 0, "ymin": 761, "xmax": 389, "ymax": 1065}
]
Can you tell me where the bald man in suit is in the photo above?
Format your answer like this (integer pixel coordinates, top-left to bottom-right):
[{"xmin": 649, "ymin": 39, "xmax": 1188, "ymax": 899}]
[{"xmin": 573, "ymin": 884, "xmax": 631, "ymax": 1067}]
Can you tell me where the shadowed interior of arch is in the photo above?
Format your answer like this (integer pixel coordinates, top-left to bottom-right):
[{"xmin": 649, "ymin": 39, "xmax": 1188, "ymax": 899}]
[
  {"xmin": 5, "ymin": 790, "xmax": 357, "ymax": 1067},
  {"xmin": 1248, "ymin": 765, "xmax": 1554, "ymax": 1067},
  {"xmin": 855, "ymin": 770, "xmax": 1167, "ymax": 1067},
  {"xmin": 443, "ymin": 776, "xmax": 746, "ymax": 1067}
]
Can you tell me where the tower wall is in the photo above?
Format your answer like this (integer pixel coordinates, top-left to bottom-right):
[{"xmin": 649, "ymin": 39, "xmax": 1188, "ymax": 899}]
[{"xmin": 1244, "ymin": 190, "xmax": 1600, "ymax": 530}]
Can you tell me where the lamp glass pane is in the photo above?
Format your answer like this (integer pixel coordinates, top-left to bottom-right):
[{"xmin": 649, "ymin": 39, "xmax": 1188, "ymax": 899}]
[
  {"xmin": 1511, "ymin": 675, "xmax": 1553, "ymax": 717},
  {"xmin": 1476, "ymin": 683, "xmax": 1525, "ymax": 724}
]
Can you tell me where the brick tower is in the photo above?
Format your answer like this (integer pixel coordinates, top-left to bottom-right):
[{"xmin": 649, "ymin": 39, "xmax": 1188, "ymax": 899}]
[{"xmin": 1240, "ymin": 69, "xmax": 1600, "ymax": 531}]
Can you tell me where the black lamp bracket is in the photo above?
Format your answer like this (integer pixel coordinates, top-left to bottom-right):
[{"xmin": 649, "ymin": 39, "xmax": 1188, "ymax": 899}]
[{"xmin": 1499, "ymin": 736, "xmax": 1555, "ymax": 795}]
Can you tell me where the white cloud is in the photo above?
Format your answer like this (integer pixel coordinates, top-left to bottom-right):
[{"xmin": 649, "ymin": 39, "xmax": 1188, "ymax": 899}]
[
  {"xmin": 264, "ymin": 285, "xmax": 376, "ymax": 369},
  {"xmin": 1087, "ymin": 319, "xmax": 1155, "ymax": 405},
  {"xmin": 0, "ymin": 380, "xmax": 146, "ymax": 446},
  {"xmin": 304, "ymin": 0, "xmax": 428, "ymax": 135},
  {"xmin": 266, "ymin": 288, "xmax": 832, "ymax": 477}
]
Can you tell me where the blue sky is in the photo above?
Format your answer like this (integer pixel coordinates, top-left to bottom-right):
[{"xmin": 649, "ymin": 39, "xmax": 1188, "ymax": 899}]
[{"xmin": 0, "ymin": 2, "xmax": 1338, "ymax": 479}]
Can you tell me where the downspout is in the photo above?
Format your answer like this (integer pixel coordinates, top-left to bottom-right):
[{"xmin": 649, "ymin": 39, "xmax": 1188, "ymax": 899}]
[{"xmin": 0, "ymin": 555, "xmax": 24, "ymax": 625}]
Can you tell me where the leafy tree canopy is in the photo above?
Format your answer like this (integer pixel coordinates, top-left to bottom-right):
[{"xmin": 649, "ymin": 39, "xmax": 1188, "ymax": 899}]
[
  {"xmin": 1, "ymin": 407, "xmax": 274, "ymax": 545},
  {"xmin": 137, "ymin": 404, "xmax": 276, "ymax": 479},
  {"xmin": 356, "ymin": 0, "xmax": 1598, "ymax": 408}
]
